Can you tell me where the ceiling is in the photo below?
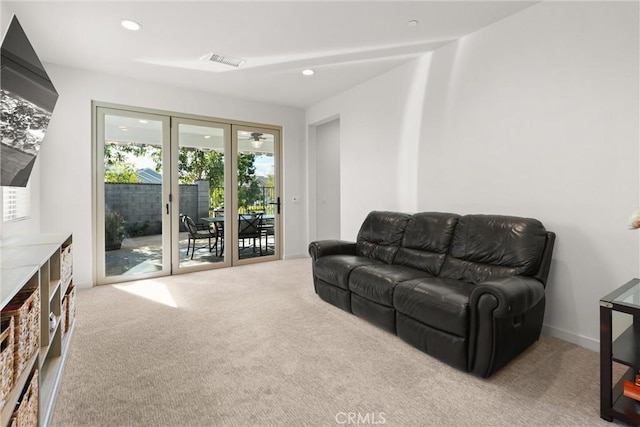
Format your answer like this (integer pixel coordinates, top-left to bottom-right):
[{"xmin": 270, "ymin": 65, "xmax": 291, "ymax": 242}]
[{"xmin": 4, "ymin": 1, "xmax": 537, "ymax": 109}]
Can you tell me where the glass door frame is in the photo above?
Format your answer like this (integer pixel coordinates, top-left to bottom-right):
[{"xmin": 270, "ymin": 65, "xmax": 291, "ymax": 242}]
[
  {"xmin": 95, "ymin": 106, "xmax": 172, "ymax": 285},
  {"xmin": 93, "ymin": 102, "xmax": 283, "ymax": 285},
  {"xmin": 231, "ymin": 125, "xmax": 282, "ymax": 265},
  {"xmin": 171, "ymin": 117, "xmax": 232, "ymax": 274}
]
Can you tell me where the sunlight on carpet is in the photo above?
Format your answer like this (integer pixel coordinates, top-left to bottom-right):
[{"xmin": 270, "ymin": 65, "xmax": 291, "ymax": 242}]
[{"xmin": 113, "ymin": 280, "xmax": 178, "ymax": 308}]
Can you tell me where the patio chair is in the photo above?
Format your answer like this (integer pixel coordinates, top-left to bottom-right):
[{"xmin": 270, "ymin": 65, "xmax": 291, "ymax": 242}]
[
  {"xmin": 238, "ymin": 213, "xmax": 264, "ymax": 255},
  {"xmin": 260, "ymin": 215, "xmax": 275, "ymax": 255},
  {"xmin": 213, "ymin": 220, "xmax": 224, "ymax": 256},
  {"xmin": 181, "ymin": 214, "xmax": 217, "ymax": 259}
]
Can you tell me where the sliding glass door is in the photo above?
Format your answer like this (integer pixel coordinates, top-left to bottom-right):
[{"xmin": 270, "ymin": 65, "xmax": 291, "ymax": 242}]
[
  {"xmin": 232, "ymin": 126, "xmax": 281, "ymax": 264},
  {"xmin": 172, "ymin": 118, "xmax": 231, "ymax": 273},
  {"xmin": 96, "ymin": 107, "xmax": 171, "ymax": 283},
  {"xmin": 95, "ymin": 105, "xmax": 281, "ymax": 284}
]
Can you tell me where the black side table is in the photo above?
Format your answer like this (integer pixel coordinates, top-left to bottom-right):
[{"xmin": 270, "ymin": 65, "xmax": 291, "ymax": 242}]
[{"xmin": 600, "ymin": 278, "xmax": 640, "ymax": 425}]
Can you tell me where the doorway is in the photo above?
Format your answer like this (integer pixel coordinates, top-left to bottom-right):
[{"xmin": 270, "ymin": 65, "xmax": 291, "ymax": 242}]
[
  {"xmin": 315, "ymin": 118, "xmax": 340, "ymax": 240},
  {"xmin": 94, "ymin": 104, "xmax": 281, "ymax": 284}
]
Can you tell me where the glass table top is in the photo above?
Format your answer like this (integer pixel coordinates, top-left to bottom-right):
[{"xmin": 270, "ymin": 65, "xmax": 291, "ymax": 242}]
[{"xmin": 601, "ymin": 278, "xmax": 640, "ymax": 310}]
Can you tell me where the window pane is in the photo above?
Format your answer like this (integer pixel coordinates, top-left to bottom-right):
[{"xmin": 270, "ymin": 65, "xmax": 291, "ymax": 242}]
[{"xmin": 2, "ymin": 185, "xmax": 30, "ymax": 221}]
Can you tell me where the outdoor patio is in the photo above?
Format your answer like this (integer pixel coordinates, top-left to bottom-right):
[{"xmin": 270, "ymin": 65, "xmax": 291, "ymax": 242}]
[{"xmin": 105, "ymin": 232, "xmax": 274, "ymax": 277}]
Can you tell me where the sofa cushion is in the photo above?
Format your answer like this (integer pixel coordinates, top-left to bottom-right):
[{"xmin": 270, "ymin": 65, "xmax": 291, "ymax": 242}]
[
  {"xmin": 356, "ymin": 211, "xmax": 411, "ymax": 264},
  {"xmin": 314, "ymin": 255, "xmax": 384, "ymax": 290},
  {"xmin": 396, "ymin": 313, "xmax": 468, "ymax": 372},
  {"xmin": 349, "ymin": 265, "xmax": 433, "ymax": 306},
  {"xmin": 394, "ymin": 212, "xmax": 460, "ymax": 275},
  {"xmin": 439, "ymin": 214, "xmax": 547, "ymax": 284},
  {"xmin": 393, "ymin": 278, "xmax": 475, "ymax": 337},
  {"xmin": 315, "ymin": 279, "xmax": 352, "ymax": 312}
]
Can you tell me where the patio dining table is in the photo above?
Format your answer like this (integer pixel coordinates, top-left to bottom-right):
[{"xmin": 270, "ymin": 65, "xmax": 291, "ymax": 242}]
[
  {"xmin": 200, "ymin": 214, "xmax": 275, "ymax": 256},
  {"xmin": 200, "ymin": 214, "xmax": 275, "ymax": 224}
]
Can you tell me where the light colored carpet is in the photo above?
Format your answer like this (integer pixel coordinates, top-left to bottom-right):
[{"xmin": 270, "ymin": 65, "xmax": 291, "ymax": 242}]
[{"xmin": 51, "ymin": 258, "xmax": 609, "ymax": 427}]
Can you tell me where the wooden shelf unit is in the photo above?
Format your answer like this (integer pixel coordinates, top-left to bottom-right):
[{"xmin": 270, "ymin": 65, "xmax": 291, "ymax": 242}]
[{"xmin": 0, "ymin": 233, "xmax": 73, "ymax": 427}]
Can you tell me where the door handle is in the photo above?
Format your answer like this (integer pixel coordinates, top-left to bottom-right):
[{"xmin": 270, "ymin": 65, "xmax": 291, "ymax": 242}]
[
  {"xmin": 166, "ymin": 203, "xmax": 169, "ymax": 215},
  {"xmin": 268, "ymin": 197, "xmax": 281, "ymax": 214}
]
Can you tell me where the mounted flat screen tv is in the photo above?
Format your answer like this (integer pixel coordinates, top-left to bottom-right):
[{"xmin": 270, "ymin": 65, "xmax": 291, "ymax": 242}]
[{"xmin": 1, "ymin": 15, "xmax": 58, "ymax": 187}]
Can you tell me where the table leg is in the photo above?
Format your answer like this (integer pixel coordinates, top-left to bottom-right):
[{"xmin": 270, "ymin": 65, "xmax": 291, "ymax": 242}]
[{"xmin": 600, "ymin": 304, "xmax": 613, "ymax": 421}]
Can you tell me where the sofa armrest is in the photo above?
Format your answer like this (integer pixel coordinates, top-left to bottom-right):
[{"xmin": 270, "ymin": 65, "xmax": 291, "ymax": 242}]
[
  {"xmin": 470, "ymin": 276, "xmax": 545, "ymax": 318},
  {"xmin": 469, "ymin": 276, "xmax": 546, "ymax": 377},
  {"xmin": 308, "ymin": 240, "xmax": 357, "ymax": 261}
]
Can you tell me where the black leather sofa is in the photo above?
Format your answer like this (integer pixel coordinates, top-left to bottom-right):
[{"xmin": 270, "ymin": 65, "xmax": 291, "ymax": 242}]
[{"xmin": 308, "ymin": 211, "xmax": 555, "ymax": 377}]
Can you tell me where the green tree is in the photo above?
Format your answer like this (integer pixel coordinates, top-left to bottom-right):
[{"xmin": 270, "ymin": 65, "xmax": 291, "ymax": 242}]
[
  {"xmin": 237, "ymin": 153, "xmax": 261, "ymax": 210},
  {"xmin": 105, "ymin": 163, "xmax": 140, "ymax": 183},
  {"xmin": 104, "ymin": 143, "xmax": 145, "ymax": 183},
  {"xmin": 178, "ymin": 148, "xmax": 225, "ymax": 209},
  {"xmin": 175, "ymin": 149, "xmax": 261, "ymax": 211},
  {"xmin": 265, "ymin": 173, "xmax": 275, "ymax": 189},
  {"xmin": 104, "ymin": 143, "xmax": 149, "ymax": 165},
  {"xmin": 104, "ymin": 142, "xmax": 263, "ymax": 212}
]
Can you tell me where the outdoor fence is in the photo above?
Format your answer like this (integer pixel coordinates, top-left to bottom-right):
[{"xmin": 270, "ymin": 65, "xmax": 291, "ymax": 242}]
[
  {"xmin": 211, "ymin": 186, "xmax": 276, "ymax": 215},
  {"xmin": 105, "ymin": 182, "xmax": 275, "ymax": 237}
]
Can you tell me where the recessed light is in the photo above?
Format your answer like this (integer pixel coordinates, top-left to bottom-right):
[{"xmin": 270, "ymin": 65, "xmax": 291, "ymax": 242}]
[
  {"xmin": 302, "ymin": 69, "xmax": 314, "ymax": 76},
  {"xmin": 204, "ymin": 135, "xmax": 211, "ymax": 139},
  {"xmin": 138, "ymin": 119, "xmax": 149, "ymax": 124},
  {"xmin": 407, "ymin": 20, "xmax": 419, "ymax": 27},
  {"xmin": 121, "ymin": 19, "xmax": 142, "ymax": 31}
]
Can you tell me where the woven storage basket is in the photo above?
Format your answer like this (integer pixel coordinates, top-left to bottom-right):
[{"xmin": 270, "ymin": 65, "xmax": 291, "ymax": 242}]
[
  {"xmin": 0, "ymin": 317, "xmax": 15, "ymax": 411},
  {"xmin": 1, "ymin": 286, "xmax": 40, "ymax": 380},
  {"xmin": 61, "ymin": 244, "xmax": 72, "ymax": 285},
  {"xmin": 67, "ymin": 286, "xmax": 76, "ymax": 328},
  {"xmin": 9, "ymin": 369, "xmax": 38, "ymax": 427},
  {"xmin": 65, "ymin": 285, "xmax": 76, "ymax": 332},
  {"xmin": 61, "ymin": 296, "xmax": 68, "ymax": 335}
]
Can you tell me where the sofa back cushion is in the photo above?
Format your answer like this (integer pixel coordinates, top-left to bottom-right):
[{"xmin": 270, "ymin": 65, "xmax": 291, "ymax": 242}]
[
  {"xmin": 393, "ymin": 212, "xmax": 460, "ymax": 275},
  {"xmin": 439, "ymin": 214, "xmax": 547, "ymax": 284},
  {"xmin": 356, "ymin": 211, "xmax": 411, "ymax": 264}
]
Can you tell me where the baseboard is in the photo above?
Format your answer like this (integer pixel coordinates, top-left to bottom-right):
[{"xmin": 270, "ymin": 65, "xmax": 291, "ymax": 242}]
[
  {"xmin": 542, "ymin": 324, "xmax": 599, "ymax": 352},
  {"xmin": 283, "ymin": 253, "xmax": 309, "ymax": 260},
  {"xmin": 76, "ymin": 282, "xmax": 94, "ymax": 290}
]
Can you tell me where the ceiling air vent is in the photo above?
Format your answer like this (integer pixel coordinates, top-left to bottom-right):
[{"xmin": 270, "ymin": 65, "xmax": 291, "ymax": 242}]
[{"xmin": 203, "ymin": 53, "xmax": 245, "ymax": 68}]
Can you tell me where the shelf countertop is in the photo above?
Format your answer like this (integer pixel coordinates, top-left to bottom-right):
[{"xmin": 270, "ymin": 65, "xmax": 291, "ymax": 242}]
[
  {"xmin": 0, "ymin": 233, "xmax": 71, "ymax": 248},
  {"xmin": 0, "ymin": 265, "xmax": 40, "ymax": 308},
  {"xmin": 0, "ymin": 233, "xmax": 72, "ymax": 309}
]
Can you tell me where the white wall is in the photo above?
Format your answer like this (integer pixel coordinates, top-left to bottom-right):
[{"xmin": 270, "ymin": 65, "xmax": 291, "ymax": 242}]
[
  {"xmin": 418, "ymin": 1, "xmax": 638, "ymax": 349},
  {"xmin": 306, "ymin": 1, "xmax": 639, "ymax": 349},
  {"xmin": 307, "ymin": 54, "xmax": 432, "ymax": 238},
  {"xmin": 38, "ymin": 64, "xmax": 306, "ymax": 288}
]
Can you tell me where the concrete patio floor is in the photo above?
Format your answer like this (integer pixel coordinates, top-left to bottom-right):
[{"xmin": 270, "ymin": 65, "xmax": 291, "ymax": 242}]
[{"xmin": 105, "ymin": 232, "xmax": 274, "ymax": 277}]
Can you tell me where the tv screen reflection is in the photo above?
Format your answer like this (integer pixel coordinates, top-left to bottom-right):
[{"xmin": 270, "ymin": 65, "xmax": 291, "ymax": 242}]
[
  {"xmin": 1, "ymin": 16, "xmax": 58, "ymax": 187},
  {"xmin": 1, "ymin": 88, "xmax": 51, "ymax": 186}
]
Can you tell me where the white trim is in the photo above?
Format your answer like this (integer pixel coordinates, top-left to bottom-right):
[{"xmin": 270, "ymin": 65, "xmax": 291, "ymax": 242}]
[
  {"xmin": 541, "ymin": 324, "xmax": 599, "ymax": 352},
  {"xmin": 283, "ymin": 253, "xmax": 308, "ymax": 260}
]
